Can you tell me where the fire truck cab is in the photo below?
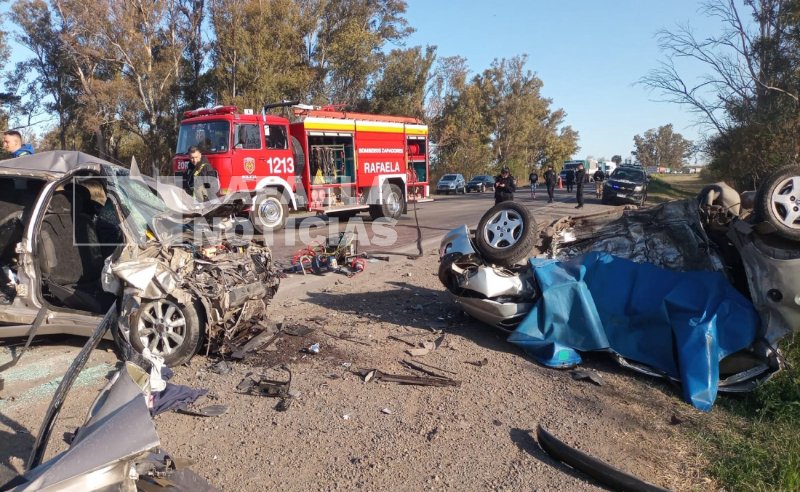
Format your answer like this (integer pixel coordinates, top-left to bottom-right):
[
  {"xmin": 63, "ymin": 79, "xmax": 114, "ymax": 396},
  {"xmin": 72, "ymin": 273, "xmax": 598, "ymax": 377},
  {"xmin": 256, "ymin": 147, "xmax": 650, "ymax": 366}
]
[{"xmin": 173, "ymin": 104, "xmax": 430, "ymax": 232}]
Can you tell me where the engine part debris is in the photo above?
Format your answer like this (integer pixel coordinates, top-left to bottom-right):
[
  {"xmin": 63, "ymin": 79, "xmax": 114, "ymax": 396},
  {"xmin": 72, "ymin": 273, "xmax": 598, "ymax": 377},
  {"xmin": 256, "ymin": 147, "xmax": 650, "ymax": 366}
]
[
  {"xmin": 230, "ymin": 323, "xmax": 283, "ymax": 360},
  {"xmin": 399, "ymin": 360, "xmax": 454, "ymax": 380},
  {"xmin": 236, "ymin": 366, "xmax": 292, "ymax": 398},
  {"xmin": 305, "ymin": 343, "xmax": 321, "ymax": 354},
  {"xmin": 360, "ymin": 369, "xmax": 460, "ymax": 388}
]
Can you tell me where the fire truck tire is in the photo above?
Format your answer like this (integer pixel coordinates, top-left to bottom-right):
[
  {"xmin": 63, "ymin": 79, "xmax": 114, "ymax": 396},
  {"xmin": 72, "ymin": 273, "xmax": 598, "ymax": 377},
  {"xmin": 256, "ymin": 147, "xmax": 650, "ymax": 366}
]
[
  {"xmin": 252, "ymin": 190, "xmax": 288, "ymax": 232},
  {"xmin": 369, "ymin": 183, "xmax": 404, "ymax": 220}
]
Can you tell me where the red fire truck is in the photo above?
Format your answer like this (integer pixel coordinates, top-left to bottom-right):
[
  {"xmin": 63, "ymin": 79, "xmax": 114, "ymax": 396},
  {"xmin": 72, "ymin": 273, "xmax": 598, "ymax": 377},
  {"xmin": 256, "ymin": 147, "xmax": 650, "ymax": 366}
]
[{"xmin": 172, "ymin": 103, "xmax": 430, "ymax": 231}]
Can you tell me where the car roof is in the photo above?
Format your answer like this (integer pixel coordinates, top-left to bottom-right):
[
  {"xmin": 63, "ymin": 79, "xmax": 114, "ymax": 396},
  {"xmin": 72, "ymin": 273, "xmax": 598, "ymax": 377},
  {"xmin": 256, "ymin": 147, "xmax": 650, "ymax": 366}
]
[{"xmin": 0, "ymin": 150, "xmax": 117, "ymax": 176}]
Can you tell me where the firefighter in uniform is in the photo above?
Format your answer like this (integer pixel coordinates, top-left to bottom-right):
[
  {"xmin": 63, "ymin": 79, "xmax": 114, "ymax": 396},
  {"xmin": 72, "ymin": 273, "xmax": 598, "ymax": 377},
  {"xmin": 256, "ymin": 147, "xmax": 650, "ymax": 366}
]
[
  {"xmin": 183, "ymin": 146, "xmax": 218, "ymax": 201},
  {"xmin": 494, "ymin": 166, "xmax": 516, "ymax": 204}
]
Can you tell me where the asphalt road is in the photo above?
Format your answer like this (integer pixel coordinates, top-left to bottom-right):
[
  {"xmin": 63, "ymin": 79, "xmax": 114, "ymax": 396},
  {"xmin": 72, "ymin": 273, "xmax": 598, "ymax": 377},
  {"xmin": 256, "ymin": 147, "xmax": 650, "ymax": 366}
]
[{"xmin": 268, "ymin": 186, "xmax": 615, "ymax": 263}]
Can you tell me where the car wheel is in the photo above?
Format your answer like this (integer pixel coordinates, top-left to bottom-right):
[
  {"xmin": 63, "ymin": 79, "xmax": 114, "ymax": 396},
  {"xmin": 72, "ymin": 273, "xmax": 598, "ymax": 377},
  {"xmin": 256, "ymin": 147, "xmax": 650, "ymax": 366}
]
[
  {"xmin": 130, "ymin": 297, "xmax": 202, "ymax": 367},
  {"xmin": 370, "ymin": 183, "xmax": 403, "ymax": 220},
  {"xmin": 474, "ymin": 201, "xmax": 537, "ymax": 266},
  {"xmin": 438, "ymin": 253, "xmax": 464, "ymax": 292},
  {"xmin": 251, "ymin": 189, "xmax": 288, "ymax": 232},
  {"xmin": 755, "ymin": 164, "xmax": 800, "ymax": 240}
]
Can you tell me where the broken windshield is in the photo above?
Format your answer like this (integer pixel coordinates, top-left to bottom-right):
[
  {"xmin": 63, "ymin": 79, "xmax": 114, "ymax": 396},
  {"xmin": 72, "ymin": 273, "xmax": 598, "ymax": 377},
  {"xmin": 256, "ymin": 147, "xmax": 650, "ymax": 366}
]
[{"xmin": 105, "ymin": 168, "xmax": 167, "ymax": 243}]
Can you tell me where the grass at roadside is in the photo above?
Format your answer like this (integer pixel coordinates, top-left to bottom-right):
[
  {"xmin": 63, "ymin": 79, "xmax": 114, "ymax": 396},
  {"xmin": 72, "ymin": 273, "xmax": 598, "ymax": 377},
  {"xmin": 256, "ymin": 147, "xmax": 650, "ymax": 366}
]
[
  {"xmin": 701, "ymin": 337, "xmax": 800, "ymax": 490},
  {"xmin": 646, "ymin": 173, "xmax": 706, "ymax": 204}
]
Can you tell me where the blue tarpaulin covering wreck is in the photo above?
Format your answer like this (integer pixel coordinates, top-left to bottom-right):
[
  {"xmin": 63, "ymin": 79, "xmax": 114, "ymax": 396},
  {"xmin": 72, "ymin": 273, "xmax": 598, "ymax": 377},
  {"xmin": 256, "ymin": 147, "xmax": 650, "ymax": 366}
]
[{"xmin": 507, "ymin": 252, "xmax": 760, "ymax": 411}]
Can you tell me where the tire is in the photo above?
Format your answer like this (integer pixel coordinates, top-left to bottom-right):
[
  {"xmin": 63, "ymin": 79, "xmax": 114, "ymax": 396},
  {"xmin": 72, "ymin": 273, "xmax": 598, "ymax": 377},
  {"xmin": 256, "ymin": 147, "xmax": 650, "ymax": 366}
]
[
  {"xmin": 755, "ymin": 164, "xmax": 800, "ymax": 241},
  {"xmin": 129, "ymin": 296, "xmax": 202, "ymax": 367},
  {"xmin": 438, "ymin": 253, "xmax": 463, "ymax": 292},
  {"xmin": 369, "ymin": 183, "xmax": 403, "ymax": 220},
  {"xmin": 252, "ymin": 189, "xmax": 288, "ymax": 232},
  {"xmin": 474, "ymin": 201, "xmax": 537, "ymax": 266}
]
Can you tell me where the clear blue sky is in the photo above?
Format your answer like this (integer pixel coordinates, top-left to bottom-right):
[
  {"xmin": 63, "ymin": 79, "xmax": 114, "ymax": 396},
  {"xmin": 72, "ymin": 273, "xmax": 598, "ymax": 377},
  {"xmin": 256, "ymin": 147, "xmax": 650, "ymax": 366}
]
[{"xmin": 404, "ymin": 0, "xmax": 723, "ymax": 163}]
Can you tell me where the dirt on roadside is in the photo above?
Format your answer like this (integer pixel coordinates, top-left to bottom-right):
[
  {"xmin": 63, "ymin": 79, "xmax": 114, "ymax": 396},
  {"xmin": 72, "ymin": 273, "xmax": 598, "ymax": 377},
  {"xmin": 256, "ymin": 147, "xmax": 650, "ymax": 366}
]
[
  {"xmin": 0, "ymin": 248, "xmax": 717, "ymax": 491},
  {"xmin": 147, "ymin": 250, "xmax": 716, "ymax": 491}
]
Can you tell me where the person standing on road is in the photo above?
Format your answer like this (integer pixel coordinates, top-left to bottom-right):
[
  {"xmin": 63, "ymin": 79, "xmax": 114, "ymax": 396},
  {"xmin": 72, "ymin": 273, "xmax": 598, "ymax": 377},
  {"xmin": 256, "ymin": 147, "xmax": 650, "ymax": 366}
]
[
  {"xmin": 565, "ymin": 168, "xmax": 575, "ymax": 192},
  {"xmin": 593, "ymin": 168, "xmax": 605, "ymax": 199},
  {"xmin": 529, "ymin": 170, "xmax": 539, "ymax": 199},
  {"xmin": 544, "ymin": 165, "xmax": 557, "ymax": 203},
  {"xmin": 2, "ymin": 130, "xmax": 34, "ymax": 158},
  {"xmin": 494, "ymin": 166, "xmax": 516, "ymax": 205},
  {"xmin": 182, "ymin": 146, "xmax": 218, "ymax": 201},
  {"xmin": 575, "ymin": 163, "xmax": 586, "ymax": 209}
]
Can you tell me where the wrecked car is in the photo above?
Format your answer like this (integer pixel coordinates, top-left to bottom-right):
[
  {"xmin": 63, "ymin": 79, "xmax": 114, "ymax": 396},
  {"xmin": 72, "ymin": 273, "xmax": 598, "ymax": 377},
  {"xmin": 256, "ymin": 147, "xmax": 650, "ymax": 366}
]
[
  {"xmin": 0, "ymin": 151, "xmax": 279, "ymax": 367},
  {"xmin": 438, "ymin": 167, "xmax": 800, "ymax": 410},
  {"xmin": 0, "ymin": 307, "xmax": 217, "ymax": 491}
]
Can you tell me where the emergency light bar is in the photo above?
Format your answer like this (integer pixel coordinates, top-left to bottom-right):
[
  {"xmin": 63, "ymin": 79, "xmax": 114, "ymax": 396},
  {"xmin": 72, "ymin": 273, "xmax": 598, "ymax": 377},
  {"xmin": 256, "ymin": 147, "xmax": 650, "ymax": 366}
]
[{"xmin": 183, "ymin": 105, "xmax": 238, "ymax": 118}]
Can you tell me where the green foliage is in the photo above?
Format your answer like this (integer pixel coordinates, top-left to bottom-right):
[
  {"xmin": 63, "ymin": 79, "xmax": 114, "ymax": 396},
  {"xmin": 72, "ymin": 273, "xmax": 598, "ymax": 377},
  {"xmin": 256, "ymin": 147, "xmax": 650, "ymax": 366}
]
[
  {"xmin": 431, "ymin": 55, "xmax": 578, "ymax": 180},
  {"xmin": 632, "ymin": 124, "xmax": 693, "ymax": 170},
  {"xmin": 362, "ymin": 45, "xmax": 435, "ymax": 119},
  {"xmin": 701, "ymin": 336, "xmax": 800, "ymax": 490}
]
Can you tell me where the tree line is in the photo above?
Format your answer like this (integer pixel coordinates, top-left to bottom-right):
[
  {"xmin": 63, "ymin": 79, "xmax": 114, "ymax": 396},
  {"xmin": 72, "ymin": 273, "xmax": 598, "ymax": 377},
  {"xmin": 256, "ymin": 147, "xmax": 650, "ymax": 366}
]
[{"xmin": 0, "ymin": 0, "xmax": 579, "ymax": 178}]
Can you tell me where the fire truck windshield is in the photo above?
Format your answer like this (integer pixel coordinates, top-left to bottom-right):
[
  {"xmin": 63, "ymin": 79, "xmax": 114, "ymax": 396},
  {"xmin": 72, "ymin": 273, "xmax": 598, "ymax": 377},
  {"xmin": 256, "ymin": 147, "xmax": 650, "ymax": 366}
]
[{"xmin": 176, "ymin": 121, "xmax": 230, "ymax": 154}]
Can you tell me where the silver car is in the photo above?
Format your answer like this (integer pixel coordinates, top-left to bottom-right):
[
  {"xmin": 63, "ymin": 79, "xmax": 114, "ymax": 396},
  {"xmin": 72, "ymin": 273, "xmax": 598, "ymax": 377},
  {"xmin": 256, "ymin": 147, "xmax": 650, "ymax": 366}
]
[{"xmin": 0, "ymin": 151, "xmax": 279, "ymax": 367}]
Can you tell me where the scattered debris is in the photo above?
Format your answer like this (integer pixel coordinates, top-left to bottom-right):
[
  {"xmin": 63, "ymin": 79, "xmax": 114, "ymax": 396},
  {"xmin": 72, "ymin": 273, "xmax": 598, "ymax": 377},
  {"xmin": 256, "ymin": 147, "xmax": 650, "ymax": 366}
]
[
  {"xmin": 381, "ymin": 408, "xmax": 393, "ymax": 415},
  {"xmin": 175, "ymin": 404, "xmax": 228, "ymax": 417},
  {"xmin": 388, "ymin": 335, "xmax": 416, "ymax": 347},
  {"xmin": 284, "ymin": 324, "xmax": 316, "ymax": 337},
  {"xmin": 236, "ymin": 366, "xmax": 292, "ymax": 398},
  {"xmin": 406, "ymin": 348, "xmax": 430, "ymax": 357},
  {"xmin": 209, "ymin": 360, "xmax": 232, "ymax": 375},
  {"xmin": 343, "ymin": 414, "xmax": 350, "ymax": 420},
  {"xmin": 408, "ymin": 359, "xmax": 458, "ymax": 375},
  {"xmin": 465, "ymin": 358, "xmax": 489, "ymax": 367},
  {"xmin": 324, "ymin": 330, "xmax": 372, "ymax": 346},
  {"xmin": 230, "ymin": 323, "xmax": 283, "ymax": 360},
  {"xmin": 536, "ymin": 425, "xmax": 669, "ymax": 492},
  {"xmin": 305, "ymin": 343, "xmax": 321, "ymax": 355},
  {"xmin": 571, "ymin": 369, "xmax": 604, "ymax": 386},
  {"xmin": 360, "ymin": 369, "xmax": 460, "ymax": 388}
]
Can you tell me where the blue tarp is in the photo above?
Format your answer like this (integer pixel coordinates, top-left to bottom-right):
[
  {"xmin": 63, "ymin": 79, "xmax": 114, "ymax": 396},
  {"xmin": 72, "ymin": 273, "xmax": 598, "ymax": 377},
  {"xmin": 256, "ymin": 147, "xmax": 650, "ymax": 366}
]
[{"xmin": 507, "ymin": 252, "xmax": 760, "ymax": 411}]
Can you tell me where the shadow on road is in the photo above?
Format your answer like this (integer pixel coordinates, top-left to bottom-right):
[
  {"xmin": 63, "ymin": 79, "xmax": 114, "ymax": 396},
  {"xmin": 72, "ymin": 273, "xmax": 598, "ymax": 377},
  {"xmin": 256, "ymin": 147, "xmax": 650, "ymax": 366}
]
[{"xmin": 301, "ymin": 281, "xmax": 523, "ymax": 359}]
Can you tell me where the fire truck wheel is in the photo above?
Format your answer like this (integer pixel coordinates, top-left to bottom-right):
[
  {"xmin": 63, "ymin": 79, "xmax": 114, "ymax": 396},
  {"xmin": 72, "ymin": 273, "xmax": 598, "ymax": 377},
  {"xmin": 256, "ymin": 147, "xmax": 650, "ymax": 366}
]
[
  {"xmin": 370, "ymin": 183, "xmax": 404, "ymax": 220},
  {"xmin": 252, "ymin": 190, "xmax": 288, "ymax": 232}
]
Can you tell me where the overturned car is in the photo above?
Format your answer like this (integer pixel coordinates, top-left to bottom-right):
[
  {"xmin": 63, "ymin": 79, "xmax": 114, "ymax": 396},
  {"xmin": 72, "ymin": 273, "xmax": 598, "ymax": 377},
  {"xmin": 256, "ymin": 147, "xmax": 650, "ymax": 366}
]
[
  {"xmin": 0, "ymin": 151, "xmax": 279, "ymax": 367},
  {"xmin": 439, "ymin": 168, "xmax": 800, "ymax": 410}
]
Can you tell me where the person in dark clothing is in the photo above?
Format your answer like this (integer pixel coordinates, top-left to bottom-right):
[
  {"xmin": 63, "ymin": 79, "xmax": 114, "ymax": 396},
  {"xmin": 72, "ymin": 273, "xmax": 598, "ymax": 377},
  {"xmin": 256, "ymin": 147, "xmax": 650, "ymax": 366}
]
[
  {"xmin": 593, "ymin": 168, "xmax": 605, "ymax": 198},
  {"xmin": 543, "ymin": 165, "xmax": 557, "ymax": 203},
  {"xmin": 494, "ymin": 166, "xmax": 516, "ymax": 204},
  {"xmin": 575, "ymin": 163, "xmax": 586, "ymax": 208},
  {"xmin": 528, "ymin": 170, "xmax": 539, "ymax": 199},
  {"xmin": 182, "ymin": 146, "xmax": 218, "ymax": 201},
  {"xmin": 565, "ymin": 169, "xmax": 575, "ymax": 192}
]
